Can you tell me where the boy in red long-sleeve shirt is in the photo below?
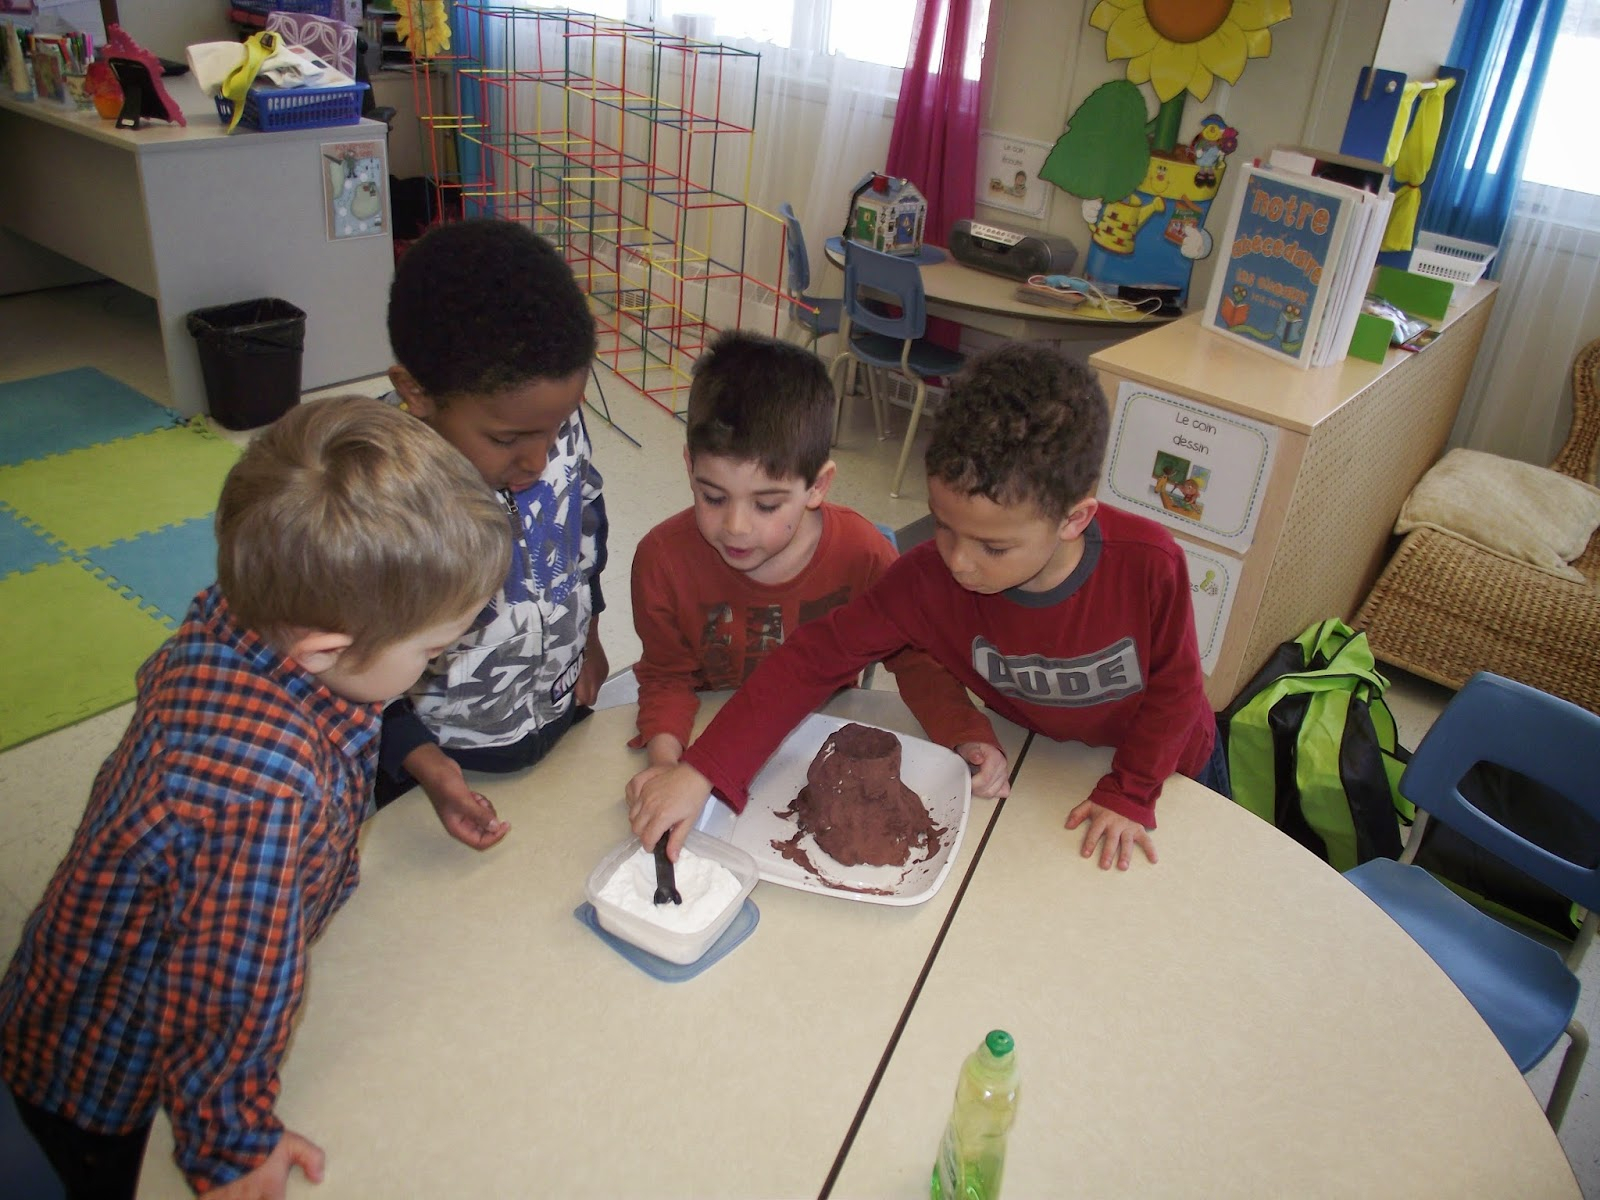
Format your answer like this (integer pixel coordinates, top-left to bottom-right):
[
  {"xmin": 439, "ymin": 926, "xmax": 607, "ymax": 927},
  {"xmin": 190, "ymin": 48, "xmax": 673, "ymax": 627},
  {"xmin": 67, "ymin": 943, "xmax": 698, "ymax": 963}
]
[
  {"xmin": 628, "ymin": 330, "xmax": 1000, "ymax": 794},
  {"xmin": 628, "ymin": 342, "xmax": 1226, "ymax": 871}
]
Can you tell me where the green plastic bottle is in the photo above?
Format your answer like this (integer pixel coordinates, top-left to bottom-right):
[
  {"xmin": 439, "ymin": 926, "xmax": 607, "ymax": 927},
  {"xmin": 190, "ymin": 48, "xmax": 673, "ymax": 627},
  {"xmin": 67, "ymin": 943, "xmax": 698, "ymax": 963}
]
[{"xmin": 931, "ymin": 1029, "xmax": 1020, "ymax": 1200}]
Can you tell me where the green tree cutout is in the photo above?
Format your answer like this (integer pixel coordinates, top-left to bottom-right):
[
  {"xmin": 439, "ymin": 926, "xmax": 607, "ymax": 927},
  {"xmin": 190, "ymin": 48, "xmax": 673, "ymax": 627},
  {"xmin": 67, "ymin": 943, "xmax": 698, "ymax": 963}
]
[{"xmin": 1039, "ymin": 80, "xmax": 1151, "ymax": 202}]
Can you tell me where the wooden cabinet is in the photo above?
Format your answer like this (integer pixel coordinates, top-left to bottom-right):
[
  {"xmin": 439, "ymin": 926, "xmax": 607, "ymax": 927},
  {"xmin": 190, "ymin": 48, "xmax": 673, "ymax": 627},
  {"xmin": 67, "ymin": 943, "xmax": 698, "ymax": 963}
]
[{"xmin": 1089, "ymin": 282, "xmax": 1497, "ymax": 708}]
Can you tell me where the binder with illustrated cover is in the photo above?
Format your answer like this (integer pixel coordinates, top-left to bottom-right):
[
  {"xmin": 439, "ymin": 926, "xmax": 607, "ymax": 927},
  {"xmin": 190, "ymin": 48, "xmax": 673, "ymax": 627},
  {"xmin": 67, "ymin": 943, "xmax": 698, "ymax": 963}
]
[
  {"xmin": 1202, "ymin": 163, "xmax": 1364, "ymax": 368},
  {"xmin": 1262, "ymin": 147, "xmax": 1394, "ymax": 366}
]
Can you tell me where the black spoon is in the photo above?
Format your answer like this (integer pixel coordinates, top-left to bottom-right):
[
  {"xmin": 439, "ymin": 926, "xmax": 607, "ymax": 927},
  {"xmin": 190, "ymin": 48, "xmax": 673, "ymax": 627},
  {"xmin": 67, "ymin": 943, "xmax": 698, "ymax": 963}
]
[{"xmin": 652, "ymin": 835, "xmax": 682, "ymax": 906}]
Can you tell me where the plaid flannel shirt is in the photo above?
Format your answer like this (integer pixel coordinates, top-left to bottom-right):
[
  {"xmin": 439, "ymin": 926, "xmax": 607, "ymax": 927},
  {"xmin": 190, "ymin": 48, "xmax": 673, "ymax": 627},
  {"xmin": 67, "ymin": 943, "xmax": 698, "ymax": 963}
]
[{"xmin": 0, "ymin": 585, "xmax": 380, "ymax": 1191}]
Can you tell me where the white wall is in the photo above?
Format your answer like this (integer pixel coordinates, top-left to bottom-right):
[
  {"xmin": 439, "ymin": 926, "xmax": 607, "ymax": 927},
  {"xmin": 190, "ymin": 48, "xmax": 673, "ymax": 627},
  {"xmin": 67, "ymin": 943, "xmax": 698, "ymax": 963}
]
[
  {"xmin": 112, "ymin": 0, "xmax": 233, "ymax": 61},
  {"xmin": 1373, "ymin": 0, "xmax": 1462, "ymax": 79}
]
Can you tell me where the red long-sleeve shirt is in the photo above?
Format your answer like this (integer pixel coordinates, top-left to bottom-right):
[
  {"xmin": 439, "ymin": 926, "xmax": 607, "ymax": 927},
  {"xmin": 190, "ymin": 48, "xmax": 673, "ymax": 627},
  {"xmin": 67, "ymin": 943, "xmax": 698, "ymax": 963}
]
[
  {"xmin": 631, "ymin": 503, "xmax": 992, "ymax": 758},
  {"xmin": 682, "ymin": 506, "xmax": 1214, "ymax": 825}
]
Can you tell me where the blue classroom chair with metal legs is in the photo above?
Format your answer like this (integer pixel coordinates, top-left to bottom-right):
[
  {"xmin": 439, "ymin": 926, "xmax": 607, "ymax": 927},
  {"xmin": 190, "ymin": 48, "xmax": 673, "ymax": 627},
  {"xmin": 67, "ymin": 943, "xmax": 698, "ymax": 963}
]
[
  {"xmin": 778, "ymin": 203, "xmax": 842, "ymax": 354},
  {"xmin": 828, "ymin": 240, "xmax": 965, "ymax": 497},
  {"xmin": 1344, "ymin": 671, "xmax": 1600, "ymax": 1130}
]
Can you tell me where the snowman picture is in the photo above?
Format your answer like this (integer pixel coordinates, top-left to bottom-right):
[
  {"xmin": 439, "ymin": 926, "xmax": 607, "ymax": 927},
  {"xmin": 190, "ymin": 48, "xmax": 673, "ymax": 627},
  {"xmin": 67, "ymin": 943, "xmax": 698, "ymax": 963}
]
[{"xmin": 323, "ymin": 140, "xmax": 386, "ymax": 240}]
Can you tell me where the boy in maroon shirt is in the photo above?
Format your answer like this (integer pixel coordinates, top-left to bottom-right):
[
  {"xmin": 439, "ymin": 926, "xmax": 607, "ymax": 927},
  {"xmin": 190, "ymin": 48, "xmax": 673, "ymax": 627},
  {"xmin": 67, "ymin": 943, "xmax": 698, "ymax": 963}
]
[{"xmin": 627, "ymin": 342, "xmax": 1225, "ymax": 871}]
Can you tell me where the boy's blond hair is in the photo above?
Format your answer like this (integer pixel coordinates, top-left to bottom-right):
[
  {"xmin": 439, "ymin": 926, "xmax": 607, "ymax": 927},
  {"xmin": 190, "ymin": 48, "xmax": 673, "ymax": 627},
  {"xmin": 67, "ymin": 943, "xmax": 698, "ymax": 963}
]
[{"xmin": 216, "ymin": 395, "xmax": 509, "ymax": 663}]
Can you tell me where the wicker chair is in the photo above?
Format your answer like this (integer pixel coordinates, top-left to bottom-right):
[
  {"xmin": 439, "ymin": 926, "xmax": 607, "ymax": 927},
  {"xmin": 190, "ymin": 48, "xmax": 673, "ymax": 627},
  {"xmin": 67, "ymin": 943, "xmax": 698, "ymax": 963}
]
[{"xmin": 1354, "ymin": 338, "xmax": 1600, "ymax": 715}]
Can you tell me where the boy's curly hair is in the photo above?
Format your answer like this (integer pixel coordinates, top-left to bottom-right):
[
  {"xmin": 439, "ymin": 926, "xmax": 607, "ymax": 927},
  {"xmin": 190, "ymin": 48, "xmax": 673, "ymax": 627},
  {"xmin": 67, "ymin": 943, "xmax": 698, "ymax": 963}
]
[
  {"xmin": 387, "ymin": 219, "xmax": 597, "ymax": 398},
  {"xmin": 925, "ymin": 342, "xmax": 1109, "ymax": 521},
  {"xmin": 686, "ymin": 330, "xmax": 834, "ymax": 485}
]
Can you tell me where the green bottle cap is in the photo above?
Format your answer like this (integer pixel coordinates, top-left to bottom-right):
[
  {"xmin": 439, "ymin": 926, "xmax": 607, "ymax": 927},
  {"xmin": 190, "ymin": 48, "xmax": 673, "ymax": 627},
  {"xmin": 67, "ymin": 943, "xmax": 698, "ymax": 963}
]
[{"xmin": 985, "ymin": 1029, "xmax": 1014, "ymax": 1057}]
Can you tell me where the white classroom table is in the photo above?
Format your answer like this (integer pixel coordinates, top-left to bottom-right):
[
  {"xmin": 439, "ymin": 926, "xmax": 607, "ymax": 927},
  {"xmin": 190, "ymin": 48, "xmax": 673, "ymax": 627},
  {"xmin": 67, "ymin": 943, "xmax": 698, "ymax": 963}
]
[
  {"xmin": 136, "ymin": 689, "xmax": 1028, "ymax": 1198},
  {"xmin": 827, "ymin": 735, "xmax": 1580, "ymax": 1198},
  {"xmin": 822, "ymin": 237, "xmax": 1173, "ymax": 345},
  {"xmin": 0, "ymin": 76, "xmax": 393, "ymax": 417}
]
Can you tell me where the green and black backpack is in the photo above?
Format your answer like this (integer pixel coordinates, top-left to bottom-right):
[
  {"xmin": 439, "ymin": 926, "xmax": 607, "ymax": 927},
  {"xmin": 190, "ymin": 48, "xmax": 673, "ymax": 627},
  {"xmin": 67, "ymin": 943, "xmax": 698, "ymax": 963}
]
[{"xmin": 1218, "ymin": 619, "xmax": 1412, "ymax": 873}]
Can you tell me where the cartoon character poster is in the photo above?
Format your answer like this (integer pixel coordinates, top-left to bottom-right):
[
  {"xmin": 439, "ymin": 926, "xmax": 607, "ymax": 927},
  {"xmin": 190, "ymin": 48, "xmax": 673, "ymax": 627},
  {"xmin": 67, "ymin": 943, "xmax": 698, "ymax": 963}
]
[{"xmin": 322, "ymin": 139, "xmax": 387, "ymax": 240}]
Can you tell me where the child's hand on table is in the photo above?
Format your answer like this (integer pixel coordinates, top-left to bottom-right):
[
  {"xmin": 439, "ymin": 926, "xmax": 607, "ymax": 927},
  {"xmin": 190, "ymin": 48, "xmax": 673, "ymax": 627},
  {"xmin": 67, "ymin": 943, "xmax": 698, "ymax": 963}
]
[
  {"xmin": 208, "ymin": 1129, "xmax": 324, "ymax": 1199},
  {"xmin": 626, "ymin": 762, "xmax": 712, "ymax": 860},
  {"xmin": 1065, "ymin": 799, "xmax": 1157, "ymax": 871},
  {"xmin": 403, "ymin": 743, "xmax": 510, "ymax": 850},
  {"xmin": 956, "ymin": 741, "xmax": 1011, "ymax": 799}
]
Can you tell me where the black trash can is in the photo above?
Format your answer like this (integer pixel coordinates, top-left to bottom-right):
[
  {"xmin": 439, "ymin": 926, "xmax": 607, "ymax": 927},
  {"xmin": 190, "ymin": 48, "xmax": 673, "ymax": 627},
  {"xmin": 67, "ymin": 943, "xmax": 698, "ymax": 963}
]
[{"xmin": 186, "ymin": 298, "xmax": 306, "ymax": 431}]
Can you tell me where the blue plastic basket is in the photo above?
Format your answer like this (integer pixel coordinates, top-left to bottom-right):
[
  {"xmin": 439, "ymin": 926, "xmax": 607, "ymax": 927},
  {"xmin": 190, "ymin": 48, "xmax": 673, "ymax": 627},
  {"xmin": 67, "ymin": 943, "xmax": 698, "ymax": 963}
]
[{"xmin": 214, "ymin": 82, "xmax": 368, "ymax": 132}]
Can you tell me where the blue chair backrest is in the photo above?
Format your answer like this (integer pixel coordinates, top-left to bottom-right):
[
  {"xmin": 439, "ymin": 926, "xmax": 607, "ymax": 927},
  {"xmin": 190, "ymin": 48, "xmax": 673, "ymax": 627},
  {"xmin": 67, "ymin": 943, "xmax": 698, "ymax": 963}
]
[
  {"xmin": 842, "ymin": 240, "xmax": 927, "ymax": 342},
  {"xmin": 779, "ymin": 202, "xmax": 812, "ymax": 295},
  {"xmin": 1402, "ymin": 671, "xmax": 1600, "ymax": 912}
]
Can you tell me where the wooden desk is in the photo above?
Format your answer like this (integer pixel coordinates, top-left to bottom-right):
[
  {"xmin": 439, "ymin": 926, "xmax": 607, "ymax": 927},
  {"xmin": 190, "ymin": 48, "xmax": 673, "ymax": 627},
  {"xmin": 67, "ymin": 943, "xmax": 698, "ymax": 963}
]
[
  {"xmin": 823, "ymin": 237, "xmax": 1169, "ymax": 345},
  {"xmin": 829, "ymin": 735, "xmax": 1579, "ymax": 1198},
  {"xmin": 0, "ymin": 78, "xmax": 394, "ymax": 417},
  {"xmin": 1089, "ymin": 282, "xmax": 1497, "ymax": 708},
  {"xmin": 135, "ymin": 690, "xmax": 1028, "ymax": 1199}
]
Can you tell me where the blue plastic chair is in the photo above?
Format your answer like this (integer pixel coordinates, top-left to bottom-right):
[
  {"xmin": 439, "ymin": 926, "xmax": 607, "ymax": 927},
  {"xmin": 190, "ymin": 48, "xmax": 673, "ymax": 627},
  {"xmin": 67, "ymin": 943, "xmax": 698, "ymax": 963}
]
[
  {"xmin": 1, "ymin": 1087, "xmax": 65, "ymax": 1200},
  {"xmin": 830, "ymin": 240, "xmax": 966, "ymax": 497},
  {"xmin": 1344, "ymin": 671, "xmax": 1600, "ymax": 1130},
  {"xmin": 778, "ymin": 203, "xmax": 842, "ymax": 353}
]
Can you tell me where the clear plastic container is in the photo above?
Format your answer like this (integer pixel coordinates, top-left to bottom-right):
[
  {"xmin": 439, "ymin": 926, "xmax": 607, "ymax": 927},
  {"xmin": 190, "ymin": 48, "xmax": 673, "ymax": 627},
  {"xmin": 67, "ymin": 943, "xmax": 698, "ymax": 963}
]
[{"xmin": 585, "ymin": 830, "xmax": 758, "ymax": 965}]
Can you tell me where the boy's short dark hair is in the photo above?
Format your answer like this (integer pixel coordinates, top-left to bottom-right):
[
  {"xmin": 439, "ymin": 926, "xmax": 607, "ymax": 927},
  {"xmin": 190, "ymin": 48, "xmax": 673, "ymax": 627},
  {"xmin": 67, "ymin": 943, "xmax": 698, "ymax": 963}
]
[
  {"xmin": 685, "ymin": 330, "xmax": 834, "ymax": 485},
  {"xmin": 387, "ymin": 219, "xmax": 598, "ymax": 399},
  {"xmin": 217, "ymin": 395, "xmax": 510, "ymax": 664},
  {"xmin": 925, "ymin": 342, "xmax": 1109, "ymax": 521}
]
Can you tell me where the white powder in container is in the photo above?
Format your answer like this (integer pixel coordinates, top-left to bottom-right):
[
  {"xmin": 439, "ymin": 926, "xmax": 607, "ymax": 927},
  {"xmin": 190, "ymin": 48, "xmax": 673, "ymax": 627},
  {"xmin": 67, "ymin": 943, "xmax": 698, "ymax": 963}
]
[{"xmin": 596, "ymin": 846, "xmax": 742, "ymax": 934}]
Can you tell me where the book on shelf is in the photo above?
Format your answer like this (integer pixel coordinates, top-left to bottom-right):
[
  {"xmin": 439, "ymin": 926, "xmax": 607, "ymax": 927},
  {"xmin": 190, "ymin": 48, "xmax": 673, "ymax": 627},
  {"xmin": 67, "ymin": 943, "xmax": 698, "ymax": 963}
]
[{"xmin": 1202, "ymin": 149, "xmax": 1393, "ymax": 369}]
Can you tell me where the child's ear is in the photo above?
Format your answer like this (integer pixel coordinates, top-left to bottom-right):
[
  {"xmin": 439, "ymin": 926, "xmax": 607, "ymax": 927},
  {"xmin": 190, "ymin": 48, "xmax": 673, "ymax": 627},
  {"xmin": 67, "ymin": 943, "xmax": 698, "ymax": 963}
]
[
  {"xmin": 285, "ymin": 629, "xmax": 356, "ymax": 674},
  {"xmin": 1059, "ymin": 496, "xmax": 1098, "ymax": 541},
  {"xmin": 806, "ymin": 460, "xmax": 837, "ymax": 507},
  {"xmin": 683, "ymin": 445, "xmax": 694, "ymax": 478},
  {"xmin": 389, "ymin": 366, "xmax": 438, "ymax": 420}
]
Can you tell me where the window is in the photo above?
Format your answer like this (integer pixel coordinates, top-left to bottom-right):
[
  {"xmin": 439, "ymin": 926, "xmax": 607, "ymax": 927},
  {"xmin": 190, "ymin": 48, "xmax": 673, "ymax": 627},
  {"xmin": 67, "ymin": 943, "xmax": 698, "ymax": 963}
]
[
  {"xmin": 1519, "ymin": 5, "xmax": 1600, "ymax": 195},
  {"xmin": 534, "ymin": 0, "xmax": 924, "ymax": 70}
]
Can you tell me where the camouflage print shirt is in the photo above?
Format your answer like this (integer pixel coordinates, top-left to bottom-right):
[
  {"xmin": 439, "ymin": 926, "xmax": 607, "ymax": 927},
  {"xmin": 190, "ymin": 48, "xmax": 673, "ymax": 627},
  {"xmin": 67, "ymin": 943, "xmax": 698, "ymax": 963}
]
[{"xmin": 395, "ymin": 407, "xmax": 607, "ymax": 754}]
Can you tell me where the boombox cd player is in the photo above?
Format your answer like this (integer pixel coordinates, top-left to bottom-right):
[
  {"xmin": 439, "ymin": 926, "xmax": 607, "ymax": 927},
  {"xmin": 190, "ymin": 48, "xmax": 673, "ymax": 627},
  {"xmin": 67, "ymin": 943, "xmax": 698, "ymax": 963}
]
[{"xmin": 948, "ymin": 220, "xmax": 1078, "ymax": 282}]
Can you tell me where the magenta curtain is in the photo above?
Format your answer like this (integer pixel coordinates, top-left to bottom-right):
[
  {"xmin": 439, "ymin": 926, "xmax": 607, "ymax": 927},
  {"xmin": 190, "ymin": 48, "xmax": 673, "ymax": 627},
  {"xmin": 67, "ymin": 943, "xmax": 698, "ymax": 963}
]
[{"xmin": 886, "ymin": 0, "xmax": 983, "ymax": 248}]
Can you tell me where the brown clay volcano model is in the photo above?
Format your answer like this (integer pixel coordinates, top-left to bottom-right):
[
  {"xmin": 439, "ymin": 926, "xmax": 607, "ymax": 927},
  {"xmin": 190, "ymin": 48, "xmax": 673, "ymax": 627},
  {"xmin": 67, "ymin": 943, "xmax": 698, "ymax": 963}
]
[{"xmin": 776, "ymin": 722, "xmax": 945, "ymax": 869}]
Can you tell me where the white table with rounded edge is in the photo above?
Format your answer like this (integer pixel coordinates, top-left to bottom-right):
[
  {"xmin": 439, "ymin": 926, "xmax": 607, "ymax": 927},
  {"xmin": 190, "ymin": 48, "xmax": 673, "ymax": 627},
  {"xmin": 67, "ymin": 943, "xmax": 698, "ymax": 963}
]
[
  {"xmin": 135, "ymin": 689, "xmax": 1029, "ymax": 1199},
  {"xmin": 825, "ymin": 735, "xmax": 1580, "ymax": 1199},
  {"xmin": 821, "ymin": 237, "xmax": 1174, "ymax": 345}
]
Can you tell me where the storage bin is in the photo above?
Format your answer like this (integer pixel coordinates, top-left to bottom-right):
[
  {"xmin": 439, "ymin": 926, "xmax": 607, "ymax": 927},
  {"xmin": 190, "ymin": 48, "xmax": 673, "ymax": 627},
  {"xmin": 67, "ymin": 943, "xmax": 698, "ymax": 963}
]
[
  {"xmin": 1408, "ymin": 232, "xmax": 1496, "ymax": 286},
  {"xmin": 214, "ymin": 81, "xmax": 367, "ymax": 132},
  {"xmin": 186, "ymin": 298, "xmax": 306, "ymax": 430}
]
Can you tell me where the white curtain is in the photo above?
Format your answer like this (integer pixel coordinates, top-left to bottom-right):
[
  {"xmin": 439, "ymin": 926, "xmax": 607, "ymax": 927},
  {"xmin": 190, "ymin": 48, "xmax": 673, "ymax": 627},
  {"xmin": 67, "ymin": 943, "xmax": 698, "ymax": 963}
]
[
  {"xmin": 1449, "ymin": 0, "xmax": 1600, "ymax": 475},
  {"xmin": 706, "ymin": 36, "xmax": 902, "ymax": 327}
]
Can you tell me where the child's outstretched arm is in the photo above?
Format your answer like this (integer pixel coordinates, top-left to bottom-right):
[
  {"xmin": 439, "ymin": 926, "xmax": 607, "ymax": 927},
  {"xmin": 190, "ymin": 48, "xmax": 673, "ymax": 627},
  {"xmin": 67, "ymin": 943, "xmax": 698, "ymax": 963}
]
[
  {"xmin": 1065, "ymin": 800, "xmax": 1158, "ymax": 870},
  {"xmin": 628, "ymin": 525, "xmax": 708, "ymax": 764}
]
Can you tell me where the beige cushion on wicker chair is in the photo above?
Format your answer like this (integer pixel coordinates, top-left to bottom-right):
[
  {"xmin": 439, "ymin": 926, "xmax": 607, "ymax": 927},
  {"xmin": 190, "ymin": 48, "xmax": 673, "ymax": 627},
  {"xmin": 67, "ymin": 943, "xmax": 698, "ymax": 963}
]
[
  {"xmin": 1355, "ymin": 337, "xmax": 1600, "ymax": 715},
  {"xmin": 1395, "ymin": 447, "xmax": 1600, "ymax": 582}
]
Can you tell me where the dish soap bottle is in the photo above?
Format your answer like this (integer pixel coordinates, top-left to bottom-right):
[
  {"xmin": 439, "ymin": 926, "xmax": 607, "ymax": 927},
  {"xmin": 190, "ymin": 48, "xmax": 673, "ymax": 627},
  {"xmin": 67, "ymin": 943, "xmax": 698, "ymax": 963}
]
[{"xmin": 931, "ymin": 1029, "xmax": 1020, "ymax": 1200}]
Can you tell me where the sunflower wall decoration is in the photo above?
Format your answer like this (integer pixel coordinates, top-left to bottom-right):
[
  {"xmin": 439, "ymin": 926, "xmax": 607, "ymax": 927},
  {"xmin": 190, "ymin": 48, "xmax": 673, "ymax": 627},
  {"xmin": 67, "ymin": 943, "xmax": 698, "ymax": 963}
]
[
  {"xmin": 1039, "ymin": 0, "xmax": 1291, "ymax": 303},
  {"xmin": 396, "ymin": 0, "xmax": 452, "ymax": 57}
]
